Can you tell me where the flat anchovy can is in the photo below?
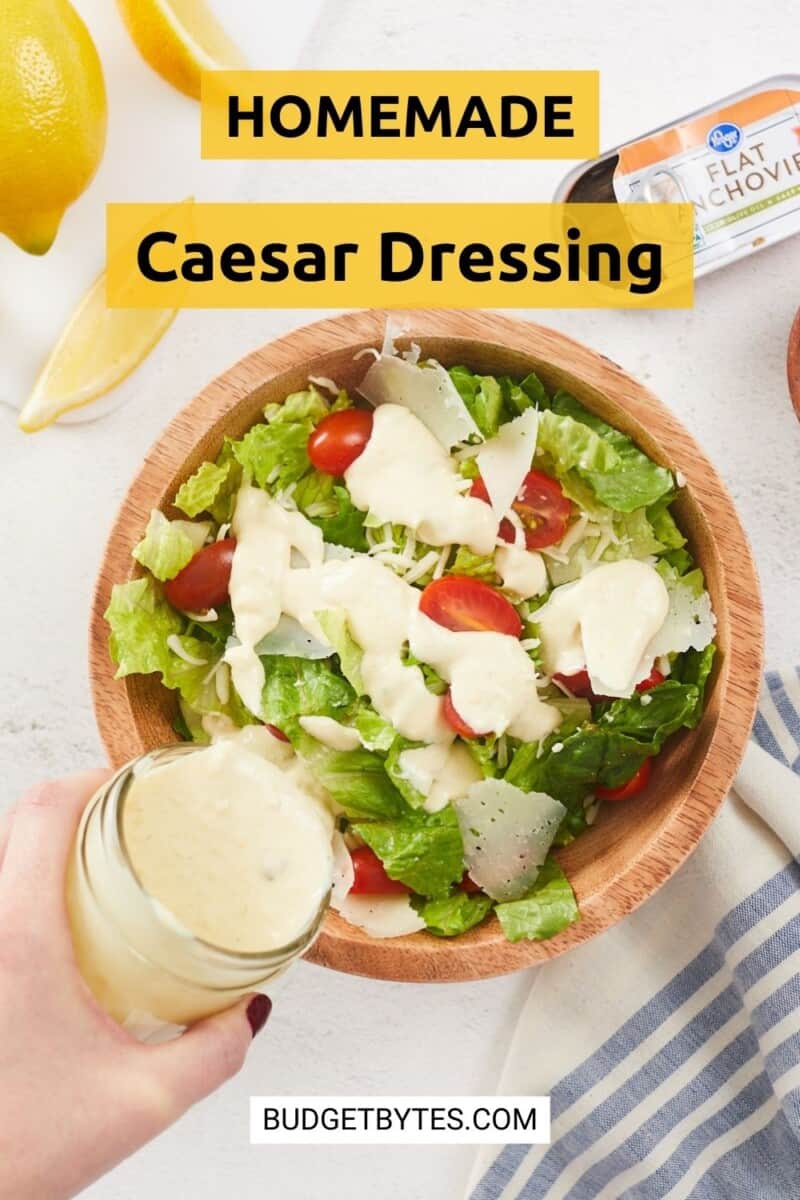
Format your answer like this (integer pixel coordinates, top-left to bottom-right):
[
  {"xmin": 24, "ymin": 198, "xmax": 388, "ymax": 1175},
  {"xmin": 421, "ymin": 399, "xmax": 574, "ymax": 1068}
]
[{"xmin": 555, "ymin": 76, "xmax": 800, "ymax": 278}]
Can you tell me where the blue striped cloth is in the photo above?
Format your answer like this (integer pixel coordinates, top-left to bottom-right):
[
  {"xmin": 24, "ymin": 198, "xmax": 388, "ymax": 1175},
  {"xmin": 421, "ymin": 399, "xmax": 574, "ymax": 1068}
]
[{"xmin": 469, "ymin": 669, "xmax": 800, "ymax": 1200}]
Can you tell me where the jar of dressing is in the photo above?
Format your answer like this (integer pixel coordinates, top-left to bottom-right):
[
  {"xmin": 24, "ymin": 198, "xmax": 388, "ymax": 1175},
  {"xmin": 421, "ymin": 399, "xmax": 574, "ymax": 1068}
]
[{"xmin": 67, "ymin": 741, "xmax": 333, "ymax": 1037}]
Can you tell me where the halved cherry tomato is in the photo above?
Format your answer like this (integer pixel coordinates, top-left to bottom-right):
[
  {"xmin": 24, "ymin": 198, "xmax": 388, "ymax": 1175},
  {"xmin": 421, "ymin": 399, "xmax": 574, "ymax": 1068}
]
[
  {"xmin": 349, "ymin": 846, "xmax": 410, "ymax": 895},
  {"xmin": 636, "ymin": 667, "xmax": 665, "ymax": 693},
  {"xmin": 553, "ymin": 669, "xmax": 595, "ymax": 700},
  {"xmin": 554, "ymin": 666, "xmax": 667, "ymax": 705},
  {"xmin": 419, "ymin": 576, "xmax": 522, "ymax": 638},
  {"xmin": 164, "ymin": 538, "xmax": 236, "ymax": 613},
  {"xmin": 471, "ymin": 469, "xmax": 571, "ymax": 550},
  {"xmin": 461, "ymin": 872, "xmax": 484, "ymax": 894},
  {"xmin": 443, "ymin": 689, "xmax": 487, "ymax": 739},
  {"xmin": 265, "ymin": 723, "xmax": 290, "ymax": 743},
  {"xmin": 307, "ymin": 409, "xmax": 373, "ymax": 475},
  {"xmin": 596, "ymin": 756, "xmax": 653, "ymax": 802}
]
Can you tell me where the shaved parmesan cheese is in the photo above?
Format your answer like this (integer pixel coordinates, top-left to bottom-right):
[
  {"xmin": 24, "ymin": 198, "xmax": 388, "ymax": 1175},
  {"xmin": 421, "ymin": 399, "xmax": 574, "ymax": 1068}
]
[
  {"xmin": 307, "ymin": 374, "xmax": 341, "ymax": 395},
  {"xmin": 454, "ymin": 779, "xmax": 565, "ymax": 902},
  {"xmin": 331, "ymin": 831, "xmax": 355, "ymax": 908},
  {"xmin": 358, "ymin": 353, "xmax": 481, "ymax": 449},
  {"xmin": 336, "ymin": 893, "xmax": 425, "ymax": 938},
  {"xmin": 645, "ymin": 580, "xmax": 716, "ymax": 660},
  {"xmin": 475, "ymin": 408, "xmax": 538, "ymax": 523},
  {"xmin": 254, "ymin": 615, "xmax": 332, "ymax": 660},
  {"xmin": 298, "ymin": 715, "xmax": 361, "ymax": 752}
]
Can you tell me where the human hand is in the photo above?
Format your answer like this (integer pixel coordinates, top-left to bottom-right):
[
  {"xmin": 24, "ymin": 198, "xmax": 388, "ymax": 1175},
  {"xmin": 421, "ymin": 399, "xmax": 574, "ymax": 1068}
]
[{"xmin": 0, "ymin": 771, "xmax": 271, "ymax": 1200}]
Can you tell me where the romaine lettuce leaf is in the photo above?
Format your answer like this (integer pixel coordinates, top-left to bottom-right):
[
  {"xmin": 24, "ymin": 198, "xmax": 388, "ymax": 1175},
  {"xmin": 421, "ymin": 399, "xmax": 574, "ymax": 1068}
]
[
  {"xmin": 260, "ymin": 655, "xmax": 355, "ymax": 725},
  {"xmin": 495, "ymin": 858, "xmax": 578, "ymax": 942},
  {"xmin": 352, "ymin": 806, "xmax": 464, "ymax": 898},
  {"xmin": 448, "ymin": 545, "xmax": 499, "ymax": 583},
  {"xmin": 263, "ymin": 385, "xmax": 330, "ymax": 426},
  {"xmin": 352, "ymin": 702, "xmax": 397, "ymax": 752},
  {"xmin": 550, "ymin": 392, "xmax": 674, "ymax": 512},
  {"xmin": 106, "ymin": 577, "xmax": 184, "ymax": 678},
  {"xmin": 232, "ymin": 419, "xmax": 312, "ymax": 491},
  {"xmin": 302, "ymin": 482, "xmax": 368, "ymax": 551},
  {"xmin": 411, "ymin": 890, "xmax": 493, "ymax": 937},
  {"xmin": 450, "ymin": 367, "xmax": 507, "ymax": 439},
  {"xmin": 132, "ymin": 510, "xmax": 208, "ymax": 582},
  {"xmin": 174, "ymin": 461, "xmax": 233, "ymax": 519},
  {"xmin": 288, "ymin": 723, "xmax": 408, "ymax": 819},
  {"xmin": 316, "ymin": 609, "xmax": 365, "ymax": 694}
]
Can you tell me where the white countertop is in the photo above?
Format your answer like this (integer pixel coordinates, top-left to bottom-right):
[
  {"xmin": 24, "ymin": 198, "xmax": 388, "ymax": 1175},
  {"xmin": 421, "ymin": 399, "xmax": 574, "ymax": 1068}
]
[{"xmin": 1, "ymin": 1, "xmax": 799, "ymax": 1197}]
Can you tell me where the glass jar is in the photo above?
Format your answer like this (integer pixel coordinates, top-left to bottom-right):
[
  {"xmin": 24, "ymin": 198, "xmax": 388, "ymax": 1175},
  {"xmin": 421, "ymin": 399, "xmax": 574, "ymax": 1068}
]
[{"xmin": 67, "ymin": 745, "xmax": 328, "ymax": 1038}]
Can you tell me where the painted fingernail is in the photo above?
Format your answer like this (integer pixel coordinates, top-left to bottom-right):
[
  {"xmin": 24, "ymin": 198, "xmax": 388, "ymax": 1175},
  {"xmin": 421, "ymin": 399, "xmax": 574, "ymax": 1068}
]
[{"xmin": 246, "ymin": 994, "xmax": 272, "ymax": 1038}]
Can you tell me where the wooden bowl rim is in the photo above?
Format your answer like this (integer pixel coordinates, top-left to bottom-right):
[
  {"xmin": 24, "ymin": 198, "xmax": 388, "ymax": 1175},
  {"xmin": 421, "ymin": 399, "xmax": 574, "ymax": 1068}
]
[
  {"xmin": 788, "ymin": 307, "xmax": 800, "ymax": 422},
  {"xmin": 89, "ymin": 309, "xmax": 763, "ymax": 983}
]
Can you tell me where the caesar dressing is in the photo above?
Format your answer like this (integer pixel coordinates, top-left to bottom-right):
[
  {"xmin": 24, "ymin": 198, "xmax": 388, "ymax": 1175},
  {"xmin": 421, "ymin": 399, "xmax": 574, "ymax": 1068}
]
[
  {"xmin": 227, "ymin": 487, "xmax": 558, "ymax": 744},
  {"xmin": 67, "ymin": 743, "xmax": 333, "ymax": 1030},
  {"xmin": 343, "ymin": 404, "xmax": 497, "ymax": 555},
  {"xmin": 397, "ymin": 742, "xmax": 482, "ymax": 813},
  {"xmin": 536, "ymin": 559, "xmax": 669, "ymax": 697},
  {"xmin": 298, "ymin": 715, "xmax": 362, "ymax": 751},
  {"xmin": 495, "ymin": 544, "xmax": 548, "ymax": 599}
]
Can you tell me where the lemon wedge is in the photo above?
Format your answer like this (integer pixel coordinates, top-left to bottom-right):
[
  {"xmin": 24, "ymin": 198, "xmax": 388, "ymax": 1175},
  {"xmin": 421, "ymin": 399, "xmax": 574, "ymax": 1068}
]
[
  {"xmin": 116, "ymin": 0, "xmax": 247, "ymax": 100},
  {"xmin": 18, "ymin": 273, "xmax": 176, "ymax": 433}
]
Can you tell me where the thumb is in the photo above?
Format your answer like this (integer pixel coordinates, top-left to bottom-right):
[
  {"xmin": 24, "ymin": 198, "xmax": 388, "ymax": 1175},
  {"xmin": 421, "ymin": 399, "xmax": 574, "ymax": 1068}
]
[{"xmin": 147, "ymin": 994, "xmax": 271, "ymax": 1112}]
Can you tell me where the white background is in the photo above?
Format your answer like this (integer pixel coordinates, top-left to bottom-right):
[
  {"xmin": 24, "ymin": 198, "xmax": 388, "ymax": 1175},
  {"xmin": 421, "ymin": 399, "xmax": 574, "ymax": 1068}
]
[{"xmin": 1, "ymin": 2, "xmax": 799, "ymax": 1198}]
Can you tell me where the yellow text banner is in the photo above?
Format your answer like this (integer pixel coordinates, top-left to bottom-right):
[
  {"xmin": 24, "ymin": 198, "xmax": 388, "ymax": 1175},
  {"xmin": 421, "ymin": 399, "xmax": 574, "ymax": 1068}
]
[
  {"xmin": 106, "ymin": 202, "xmax": 695, "ymax": 309},
  {"xmin": 201, "ymin": 71, "xmax": 599, "ymax": 159}
]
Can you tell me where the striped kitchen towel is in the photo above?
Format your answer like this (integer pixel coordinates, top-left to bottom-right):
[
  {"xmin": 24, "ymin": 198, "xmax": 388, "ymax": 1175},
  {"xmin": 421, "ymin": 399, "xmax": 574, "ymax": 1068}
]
[{"xmin": 469, "ymin": 668, "xmax": 800, "ymax": 1200}]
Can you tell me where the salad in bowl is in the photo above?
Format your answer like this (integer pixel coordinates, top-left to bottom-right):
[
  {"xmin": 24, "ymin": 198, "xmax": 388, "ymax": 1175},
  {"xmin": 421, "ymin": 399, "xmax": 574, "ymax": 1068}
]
[{"xmin": 105, "ymin": 324, "xmax": 717, "ymax": 946}]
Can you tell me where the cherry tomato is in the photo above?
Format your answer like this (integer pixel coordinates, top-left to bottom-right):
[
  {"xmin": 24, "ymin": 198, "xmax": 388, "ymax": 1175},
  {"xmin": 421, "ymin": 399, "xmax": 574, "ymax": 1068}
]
[
  {"xmin": 596, "ymin": 756, "xmax": 653, "ymax": 802},
  {"xmin": 553, "ymin": 669, "xmax": 595, "ymax": 700},
  {"xmin": 307, "ymin": 409, "xmax": 373, "ymax": 475},
  {"xmin": 349, "ymin": 846, "xmax": 410, "ymax": 895},
  {"xmin": 636, "ymin": 667, "xmax": 665, "ymax": 693},
  {"xmin": 164, "ymin": 538, "xmax": 236, "ymax": 613},
  {"xmin": 265, "ymin": 723, "xmax": 290, "ymax": 743},
  {"xmin": 443, "ymin": 689, "xmax": 487, "ymax": 739},
  {"xmin": 471, "ymin": 469, "xmax": 571, "ymax": 550},
  {"xmin": 419, "ymin": 576, "xmax": 522, "ymax": 638},
  {"xmin": 461, "ymin": 872, "xmax": 484, "ymax": 894}
]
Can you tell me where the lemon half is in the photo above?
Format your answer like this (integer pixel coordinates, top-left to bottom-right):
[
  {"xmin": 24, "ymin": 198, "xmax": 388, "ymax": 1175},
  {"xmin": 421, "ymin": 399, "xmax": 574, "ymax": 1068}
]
[
  {"xmin": 116, "ymin": 0, "xmax": 247, "ymax": 100},
  {"xmin": 18, "ymin": 274, "xmax": 176, "ymax": 433}
]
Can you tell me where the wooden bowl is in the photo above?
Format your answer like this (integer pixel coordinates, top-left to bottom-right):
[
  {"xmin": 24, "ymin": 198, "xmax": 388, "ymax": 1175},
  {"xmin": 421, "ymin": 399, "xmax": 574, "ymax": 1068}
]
[
  {"xmin": 788, "ymin": 307, "xmax": 800, "ymax": 421},
  {"xmin": 89, "ymin": 310, "xmax": 763, "ymax": 982}
]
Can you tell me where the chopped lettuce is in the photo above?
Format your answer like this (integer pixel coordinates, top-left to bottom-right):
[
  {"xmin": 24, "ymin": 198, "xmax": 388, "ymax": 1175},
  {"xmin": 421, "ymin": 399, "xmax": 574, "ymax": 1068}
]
[
  {"xmin": 106, "ymin": 577, "xmax": 183, "ymax": 678},
  {"xmin": 352, "ymin": 702, "xmax": 397, "ymax": 752},
  {"xmin": 174, "ymin": 461, "xmax": 233, "ymax": 519},
  {"xmin": 232, "ymin": 420, "xmax": 311, "ymax": 492},
  {"xmin": 448, "ymin": 545, "xmax": 499, "ymax": 583},
  {"xmin": 495, "ymin": 859, "xmax": 579, "ymax": 942},
  {"xmin": 316, "ymin": 609, "xmax": 365, "ymax": 693},
  {"xmin": 401, "ymin": 648, "xmax": 448, "ymax": 695},
  {"xmin": 549, "ymin": 392, "xmax": 674, "ymax": 512},
  {"xmin": 288, "ymin": 722, "xmax": 408, "ymax": 819},
  {"xmin": 448, "ymin": 365, "xmax": 547, "ymax": 439},
  {"xmin": 352, "ymin": 806, "xmax": 464, "ymax": 898},
  {"xmin": 300, "ymin": 481, "xmax": 368, "ymax": 551},
  {"xmin": 263, "ymin": 385, "xmax": 330, "ymax": 426},
  {"xmin": 132, "ymin": 510, "xmax": 207, "ymax": 582},
  {"xmin": 412, "ymin": 890, "xmax": 493, "ymax": 937},
  {"xmin": 260, "ymin": 655, "xmax": 355, "ymax": 726}
]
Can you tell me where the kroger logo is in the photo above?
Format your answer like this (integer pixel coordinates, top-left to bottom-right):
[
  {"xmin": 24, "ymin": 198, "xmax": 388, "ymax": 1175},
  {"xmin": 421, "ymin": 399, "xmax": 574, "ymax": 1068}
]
[{"xmin": 706, "ymin": 122, "xmax": 742, "ymax": 153}]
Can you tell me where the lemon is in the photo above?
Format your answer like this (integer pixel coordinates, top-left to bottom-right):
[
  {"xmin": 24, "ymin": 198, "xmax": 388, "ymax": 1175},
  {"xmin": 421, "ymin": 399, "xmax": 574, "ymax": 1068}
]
[
  {"xmin": 0, "ymin": 0, "xmax": 107, "ymax": 255},
  {"xmin": 18, "ymin": 272, "xmax": 177, "ymax": 433},
  {"xmin": 116, "ymin": 0, "xmax": 247, "ymax": 100}
]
